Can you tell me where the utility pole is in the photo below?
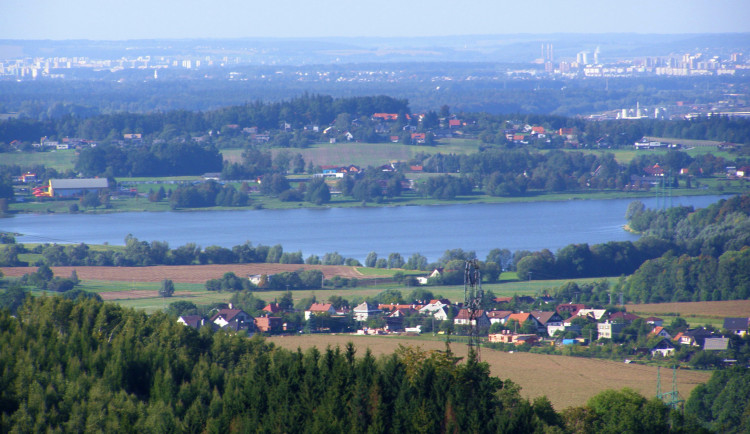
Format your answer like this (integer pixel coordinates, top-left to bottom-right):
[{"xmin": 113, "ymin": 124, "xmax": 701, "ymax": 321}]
[{"xmin": 464, "ymin": 259, "xmax": 483, "ymax": 358}]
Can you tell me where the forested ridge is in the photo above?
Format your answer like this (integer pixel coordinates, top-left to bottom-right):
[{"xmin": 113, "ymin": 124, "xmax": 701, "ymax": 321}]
[{"xmin": 2, "ymin": 93, "xmax": 750, "ymax": 146}]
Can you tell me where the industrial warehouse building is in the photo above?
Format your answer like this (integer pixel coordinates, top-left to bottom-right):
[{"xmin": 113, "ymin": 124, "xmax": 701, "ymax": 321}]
[{"xmin": 49, "ymin": 178, "xmax": 109, "ymax": 198}]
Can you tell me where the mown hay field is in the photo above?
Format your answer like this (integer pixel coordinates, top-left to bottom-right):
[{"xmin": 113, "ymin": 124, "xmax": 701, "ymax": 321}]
[
  {"xmin": 269, "ymin": 334, "xmax": 711, "ymax": 410},
  {"xmin": 628, "ymin": 300, "xmax": 750, "ymax": 319}
]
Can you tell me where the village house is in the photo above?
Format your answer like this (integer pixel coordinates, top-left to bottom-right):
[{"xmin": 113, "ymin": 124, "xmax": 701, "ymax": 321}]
[
  {"xmin": 677, "ymin": 327, "xmax": 716, "ymax": 347},
  {"xmin": 419, "ymin": 298, "xmax": 451, "ymax": 314},
  {"xmin": 248, "ymin": 274, "xmax": 271, "ymax": 287},
  {"xmin": 703, "ymin": 337, "xmax": 730, "ymax": 351},
  {"xmin": 723, "ymin": 317, "xmax": 749, "ymax": 336},
  {"xmin": 432, "ymin": 305, "xmax": 452, "ymax": 321},
  {"xmin": 177, "ymin": 315, "xmax": 204, "ymax": 330},
  {"xmin": 505, "ymin": 312, "xmax": 544, "ymax": 333},
  {"xmin": 353, "ymin": 302, "xmax": 381, "ymax": 322},
  {"xmin": 254, "ymin": 315, "xmax": 283, "ymax": 333},
  {"xmin": 210, "ymin": 309, "xmax": 253, "ymax": 332},
  {"xmin": 494, "ymin": 297, "xmax": 513, "ymax": 305},
  {"xmin": 597, "ymin": 321, "xmax": 625, "ymax": 339},
  {"xmin": 416, "ymin": 268, "xmax": 444, "ymax": 285},
  {"xmin": 263, "ymin": 303, "xmax": 282, "ymax": 314},
  {"xmin": 607, "ymin": 311, "xmax": 641, "ymax": 323},
  {"xmin": 576, "ymin": 308, "xmax": 608, "ymax": 321},
  {"xmin": 650, "ymin": 338, "xmax": 676, "ymax": 357},
  {"xmin": 649, "ymin": 326, "xmax": 672, "ymax": 339},
  {"xmin": 486, "ymin": 310, "xmax": 512, "ymax": 325},
  {"xmin": 556, "ymin": 303, "xmax": 587, "ymax": 317},
  {"xmin": 488, "ymin": 330, "xmax": 539, "ymax": 346},
  {"xmin": 531, "ymin": 311, "xmax": 565, "ymax": 336},
  {"xmin": 305, "ymin": 303, "xmax": 336, "ymax": 320},
  {"xmin": 454, "ymin": 309, "xmax": 490, "ymax": 328}
]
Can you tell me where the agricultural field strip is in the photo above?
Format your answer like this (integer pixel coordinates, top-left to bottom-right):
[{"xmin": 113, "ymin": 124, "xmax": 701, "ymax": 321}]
[
  {"xmin": 0, "ymin": 264, "xmax": 364, "ymax": 283},
  {"xmin": 628, "ymin": 300, "xmax": 750, "ymax": 319},
  {"xmin": 269, "ymin": 334, "xmax": 710, "ymax": 409}
]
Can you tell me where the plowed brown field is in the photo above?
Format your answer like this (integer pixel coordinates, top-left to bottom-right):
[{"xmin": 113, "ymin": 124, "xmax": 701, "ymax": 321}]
[{"xmin": 1, "ymin": 264, "xmax": 363, "ymax": 283}]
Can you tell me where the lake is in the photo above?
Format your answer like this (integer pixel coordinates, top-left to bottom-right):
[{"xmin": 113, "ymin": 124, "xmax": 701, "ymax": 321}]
[{"xmin": 0, "ymin": 195, "xmax": 726, "ymax": 262}]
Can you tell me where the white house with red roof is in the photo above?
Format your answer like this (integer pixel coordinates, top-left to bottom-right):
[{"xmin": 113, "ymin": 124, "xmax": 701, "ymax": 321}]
[
  {"xmin": 649, "ymin": 326, "xmax": 672, "ymax": 339},
  {"xmin": 305, "ymin": 303, "xmax": 336, "ymax": 320}
]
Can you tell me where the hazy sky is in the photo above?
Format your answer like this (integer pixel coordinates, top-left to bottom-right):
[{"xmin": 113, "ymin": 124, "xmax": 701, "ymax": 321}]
[{"xmin": 2, "ymin": 0, "xmax": 749, "ymax": 40}]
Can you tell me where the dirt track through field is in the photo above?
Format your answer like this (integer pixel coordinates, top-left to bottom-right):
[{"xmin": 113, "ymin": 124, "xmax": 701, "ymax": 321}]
[{"xmin": 1, "ymin": 264, "xmax": 363, "ymax": 283}]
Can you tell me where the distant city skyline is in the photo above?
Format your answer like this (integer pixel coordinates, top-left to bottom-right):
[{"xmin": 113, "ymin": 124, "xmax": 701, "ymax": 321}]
[{"xmin": 2, "ymin": 0, "xmax": 749, "ymax": 40}]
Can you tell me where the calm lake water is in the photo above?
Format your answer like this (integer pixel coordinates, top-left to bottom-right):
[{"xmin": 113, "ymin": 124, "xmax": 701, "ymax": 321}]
[{"xmin": 1, "ymin": 195, "xmax": 726, "ymax": 262}]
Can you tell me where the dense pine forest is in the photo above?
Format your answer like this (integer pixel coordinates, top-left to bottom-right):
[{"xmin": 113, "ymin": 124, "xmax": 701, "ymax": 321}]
[{"xmin": 3, "ymin": 295, "xmax": 741, "ymax": 433}]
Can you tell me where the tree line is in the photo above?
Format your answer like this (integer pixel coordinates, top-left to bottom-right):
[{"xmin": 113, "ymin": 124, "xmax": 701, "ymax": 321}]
[
  {"xmin": 408, "ymin": 148, "xmax": 744, "ymax": 199},
  {"xmin": 4, "ymin": 91, "xmax": 750, "ymax": 152},
  {"xmin": 0, "ymin": 235, "xmax": 364, "ymax": 268},
  {"xmin": 0, "ymin": 94, "xmax": 409, "ymax": 144}
]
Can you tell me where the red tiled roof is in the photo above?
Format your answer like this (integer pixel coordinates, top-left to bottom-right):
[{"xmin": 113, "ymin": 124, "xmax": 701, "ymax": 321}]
[
  {"xmin": 263, "ymin": 303, "xmax": 281, "ymax": 313},
  {"xmin": 308, "ymin": 303, "xmax": 333, "ymax": 312},
  {"xmin": 255, "ymin": 316, "xmax": 282, "ymax": 332},
  {"xmin": 486, "ymin": 310, "xmax": 512, "ymax": 319},
  {"xmin": 507, "ymin": 313, "xmax": 531, "ymax": 323}
]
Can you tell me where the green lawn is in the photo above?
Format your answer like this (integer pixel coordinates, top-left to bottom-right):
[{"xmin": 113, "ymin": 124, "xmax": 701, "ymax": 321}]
[
  {"xmin": 1, "ymin": 150, "xmax": 78, "ymax": 171},
  {"xmin": 584, "ymin": 147, "xmax": 736, "ymax": 165}
]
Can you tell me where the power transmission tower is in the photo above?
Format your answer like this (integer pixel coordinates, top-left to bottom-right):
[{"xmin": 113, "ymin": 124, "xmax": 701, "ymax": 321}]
[
  {"xmin": 464, "ymin": 259, "xmax": 484, "ymax": 358},
  {"xmin": 657, "ymin": 366, "xmax": 685, "ymax": 411}
]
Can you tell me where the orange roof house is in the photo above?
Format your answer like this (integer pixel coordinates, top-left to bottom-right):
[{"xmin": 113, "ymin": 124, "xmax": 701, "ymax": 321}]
[{"xmin": 255, "ymin": 316, "xmax": 282, "ymax": 333}]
